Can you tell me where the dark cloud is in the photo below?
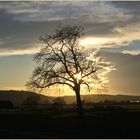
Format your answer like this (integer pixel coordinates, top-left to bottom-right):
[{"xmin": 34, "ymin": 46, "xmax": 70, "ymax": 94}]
[
  {"xmin": 0, "ymin": 1, "xmax": 140, "ymax": 52},
  {"xmin": 0, "ymin": 9, "xmax": 61, "ymax": 50},
  {"xmin": 109, "ymin": 1, "xmax": 140, "ymax": 14}
]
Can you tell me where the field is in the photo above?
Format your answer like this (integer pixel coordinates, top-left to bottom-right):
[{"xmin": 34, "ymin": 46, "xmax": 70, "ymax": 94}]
[{"xmin": 0, "ymin": 103, "xmax": 140, "ymax": 138}]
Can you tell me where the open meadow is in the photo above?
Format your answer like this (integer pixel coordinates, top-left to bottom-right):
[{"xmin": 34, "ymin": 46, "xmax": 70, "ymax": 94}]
[{"xmin": 0, "ymin": 103, "xmax": 140, "ymax": 138}]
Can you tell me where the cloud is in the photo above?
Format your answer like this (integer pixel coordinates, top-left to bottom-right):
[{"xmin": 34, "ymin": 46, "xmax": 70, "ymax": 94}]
[
  {"xmin": 0, "ymin": 1, "xmax": 140, "ymax": 56},
  {"xmin": 0, "ymin": 1, "xmax": 84, "ymax": 21},
  {"xmin": 80, "ymin": 21, "xmax": 140, "ymax": 50},
  {"xmin": 0, "ymin": 43, "xmax": 41, "ymax": 57},
  {"xmin": 110, "ymin": 1, "xmax": 140, "ymax": 15},
  {"xmin": 101, "ymin": 51, "xmax": 140, "ymax": 95},
  {"xmin": 0, "ymin": 1, "xmax": 133, "ymax": 22},
  {"xmin": 0, "ymin": 41, "xmax": 4, "ymax": 45},
  {"xmin": 122, "ymin": 50, "xmax": 140, "ymax": 55}
]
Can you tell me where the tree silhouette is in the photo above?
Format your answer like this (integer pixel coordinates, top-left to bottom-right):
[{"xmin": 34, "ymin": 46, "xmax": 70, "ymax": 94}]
[
  {"xmin": 27, "ymin": 25, "xmax": 112, "ymax": 116},
  {"xmin": 52, "ymin": 97, "xmax": 66, "ymax": 107}
]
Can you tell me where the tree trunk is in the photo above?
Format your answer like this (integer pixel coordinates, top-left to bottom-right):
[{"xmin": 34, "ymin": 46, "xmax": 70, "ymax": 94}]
[{"xmin": 75, "ymin": 84, "xmax": 84, "ymax": 117}]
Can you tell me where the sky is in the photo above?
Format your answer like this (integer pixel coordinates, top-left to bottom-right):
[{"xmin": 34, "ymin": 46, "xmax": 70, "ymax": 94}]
[{"xmin": 0, "ymin": 1, "xmax": 140, "ymax": 96}]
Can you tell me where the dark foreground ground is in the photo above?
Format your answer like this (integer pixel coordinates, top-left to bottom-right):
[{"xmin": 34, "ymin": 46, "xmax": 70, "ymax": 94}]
[{"xmin": 0, "ymin": 106, "xmax": 140, "ymax": 138}]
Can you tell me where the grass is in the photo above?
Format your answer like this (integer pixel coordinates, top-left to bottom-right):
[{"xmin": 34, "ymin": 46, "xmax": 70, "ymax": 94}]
[{"xmin": 0, "ymin": 103, "xmax": 140, "ymax": 138}]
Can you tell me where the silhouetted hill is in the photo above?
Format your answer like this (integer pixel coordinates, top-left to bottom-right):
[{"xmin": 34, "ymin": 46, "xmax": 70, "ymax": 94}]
[
  {"xmin": 0, "ymin": 90, "xmax": 140, "ymax": 107},
  {"xmin": 0, "ymin": 90, "xmax": 54, "ymax": 107}
]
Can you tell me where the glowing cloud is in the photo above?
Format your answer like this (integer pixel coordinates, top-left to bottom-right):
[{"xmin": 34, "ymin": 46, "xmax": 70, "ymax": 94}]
[
  {"xmin": 0, "ymin": 43, "xmax": 42, "ymax": 57},
  {"xmin": 79, "ymin": 23, "xmax": 140, "ymax": 50},
  {"xmin": 79, "ymin": 37, "xmax": 117, "ymax": 48},
  {"xmin": 122, "ymin": 50, "xmax": 140, "ymax": 55}
]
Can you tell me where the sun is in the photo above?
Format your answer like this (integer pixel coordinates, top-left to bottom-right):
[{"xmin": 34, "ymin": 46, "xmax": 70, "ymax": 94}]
[{"xmin": 74, "ymin": 72, "xmax": 82, "ymax": 81}]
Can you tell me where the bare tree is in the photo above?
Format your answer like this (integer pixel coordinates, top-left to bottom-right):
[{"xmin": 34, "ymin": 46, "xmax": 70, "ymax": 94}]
[{"xmin": 27, "ymin": 25, "xmax": 112, "ymax": 116}]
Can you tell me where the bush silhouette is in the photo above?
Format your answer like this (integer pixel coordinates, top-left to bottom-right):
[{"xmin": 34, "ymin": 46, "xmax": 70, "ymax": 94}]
[
  {"xmin": 52, "ymin": 97, "xmax": 66, "ymax": 108},
  {"xmin": 0, "ymin": 100, "xmax": 13, "ymax": 109},
  {"xmin": 23, "ymin": 95, "xmax": 41, "ymax": 106}
]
